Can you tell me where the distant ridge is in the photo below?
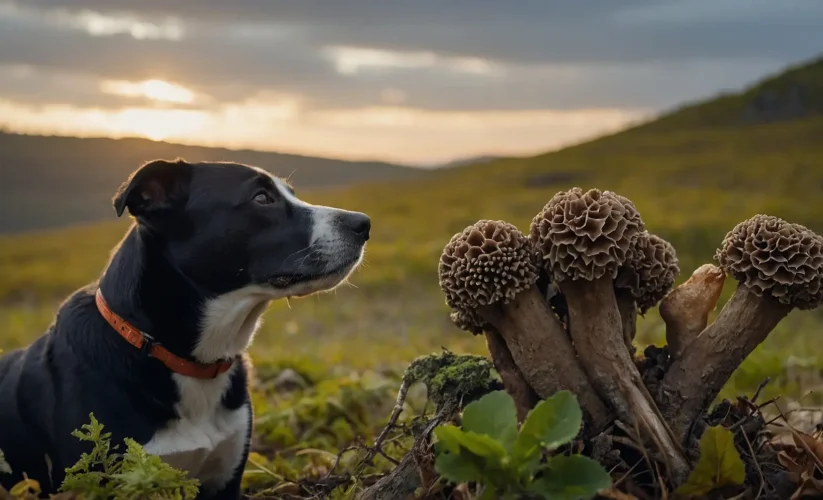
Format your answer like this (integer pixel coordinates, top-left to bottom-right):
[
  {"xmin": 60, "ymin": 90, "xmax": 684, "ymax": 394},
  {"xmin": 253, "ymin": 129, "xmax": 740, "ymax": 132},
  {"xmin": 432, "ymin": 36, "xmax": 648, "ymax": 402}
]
[{"xmin": 0, "ymin": 132, "xmax": 426, "ymax": 233}]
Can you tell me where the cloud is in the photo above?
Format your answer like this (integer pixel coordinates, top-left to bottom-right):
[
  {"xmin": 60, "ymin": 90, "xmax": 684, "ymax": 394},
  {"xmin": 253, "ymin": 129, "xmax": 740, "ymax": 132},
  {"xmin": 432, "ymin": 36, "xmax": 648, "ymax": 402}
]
[
  {"xmin": 0, "ymin": 96, "xmax": 646, "ymax": 164},
  {"xmin": 0, "ymin": 0, "xmax": 821, "ymax": 163},
  {"xmin": 8, "ymin": 0, "xmax": 823, "ymax": 65}
]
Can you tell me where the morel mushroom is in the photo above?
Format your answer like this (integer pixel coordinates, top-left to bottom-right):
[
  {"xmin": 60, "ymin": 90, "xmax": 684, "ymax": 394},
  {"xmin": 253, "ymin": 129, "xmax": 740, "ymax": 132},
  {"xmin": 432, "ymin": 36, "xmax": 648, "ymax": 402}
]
[
  {"xmin": 660, "ymin": 215, "xmax": 823, "ymax": 441},
  {"xmin": 614, "ymin": 232, "xmax": 680, "ymax": 350},
  {"xmin": 439, "ymin": 219, "xmax": 609, "ymax": 427},
  {"xmin": 530, "ymin": 188, "xmax": 689, "ymax": 482}
]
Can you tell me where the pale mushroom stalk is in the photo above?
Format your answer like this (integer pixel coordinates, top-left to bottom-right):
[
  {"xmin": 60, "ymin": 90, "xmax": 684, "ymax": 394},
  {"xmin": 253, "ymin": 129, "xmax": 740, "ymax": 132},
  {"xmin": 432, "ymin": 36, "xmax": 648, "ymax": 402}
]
[
  {"xmin": 483, "ymin": 323, "xmax": 539, "ymax": 422},
  {"xmin": 531, "ymin": 188, "xmax": 689, "ymax": 484},
  {"xmin": 659, "ymin": 215, "xmax": 823, "ymax": 442},
  {"xmin": 477, "ymin": 286, "xmax": 610, "ymax": 429},
  {"xmin": 614, "ymin": 288, "xmax": 637, "ymax": 354},
  {"xmin": 439, "ymin": 220, "xmax": 611, "ymax": 430},
  {"xmin": 449, "ymin": 309, "xmax": 537, "ymax": 422},
  {"xmin": 660, "ymin": 264, "xmax": 726, "ymax": 361}
]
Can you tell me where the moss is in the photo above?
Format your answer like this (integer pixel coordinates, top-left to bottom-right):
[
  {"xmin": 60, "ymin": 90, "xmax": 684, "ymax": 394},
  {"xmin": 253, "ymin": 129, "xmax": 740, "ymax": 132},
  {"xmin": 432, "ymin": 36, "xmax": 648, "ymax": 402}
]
[{"xmin": 404, "ymin": 350, "xmax": 500, "ymax": 409}]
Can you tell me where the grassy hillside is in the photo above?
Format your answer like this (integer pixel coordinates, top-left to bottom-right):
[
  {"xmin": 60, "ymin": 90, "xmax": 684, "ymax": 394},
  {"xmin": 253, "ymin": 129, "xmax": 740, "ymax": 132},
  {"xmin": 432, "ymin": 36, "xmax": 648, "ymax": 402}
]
[
  {"xmin": 2, "ymin": 56, "xmax": 823, "ymax": 494},
  {"xmin": 0, "ymin": 132, "xmax": 425, "ymax": 233}
]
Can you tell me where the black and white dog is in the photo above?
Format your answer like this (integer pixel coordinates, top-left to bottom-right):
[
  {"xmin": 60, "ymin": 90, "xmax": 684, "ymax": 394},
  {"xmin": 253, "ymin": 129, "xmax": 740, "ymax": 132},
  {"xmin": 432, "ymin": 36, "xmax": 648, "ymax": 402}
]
[{"xmin": 0, "ymin": 159, "xmax": 370, "ymax": 498}]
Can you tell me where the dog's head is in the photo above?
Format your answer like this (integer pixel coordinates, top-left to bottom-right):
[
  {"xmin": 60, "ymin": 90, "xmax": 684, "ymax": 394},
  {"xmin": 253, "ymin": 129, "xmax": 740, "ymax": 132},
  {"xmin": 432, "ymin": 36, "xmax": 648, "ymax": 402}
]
[{"xmin": 113, "ymin": 158, "xmax": 369, "ymax": 299}]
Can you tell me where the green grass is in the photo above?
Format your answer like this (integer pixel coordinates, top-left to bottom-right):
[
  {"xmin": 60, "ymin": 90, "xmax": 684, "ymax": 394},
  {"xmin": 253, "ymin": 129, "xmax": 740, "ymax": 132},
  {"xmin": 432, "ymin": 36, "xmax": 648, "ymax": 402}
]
[{"xmin": 3, "ymin": 57, "xmax": 823, "ymax": 495}]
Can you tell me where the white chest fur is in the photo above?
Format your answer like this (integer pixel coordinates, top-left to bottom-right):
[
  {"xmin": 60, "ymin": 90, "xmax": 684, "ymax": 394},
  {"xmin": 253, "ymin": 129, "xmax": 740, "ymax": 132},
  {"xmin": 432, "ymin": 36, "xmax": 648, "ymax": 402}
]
[{"xmin": 142, "ymin": 370, "xmax": 249, "ymax": 493}]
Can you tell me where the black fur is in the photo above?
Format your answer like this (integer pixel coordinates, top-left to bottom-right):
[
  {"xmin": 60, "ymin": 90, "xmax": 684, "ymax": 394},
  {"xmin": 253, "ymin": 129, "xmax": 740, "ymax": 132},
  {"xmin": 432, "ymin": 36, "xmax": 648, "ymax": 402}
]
[{"xmin": 0, "ymin": 159, "xmax": 370, "ymax": 498}]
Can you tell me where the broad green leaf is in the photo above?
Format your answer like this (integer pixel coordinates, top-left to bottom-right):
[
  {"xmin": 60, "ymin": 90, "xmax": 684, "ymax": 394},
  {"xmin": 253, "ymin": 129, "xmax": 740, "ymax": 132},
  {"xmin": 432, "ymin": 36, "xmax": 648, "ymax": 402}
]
[
  {"xmin": 675, "ymin": 426, "xmax": 746, "ymax": 497},
  {"xmin": 528, "ymin": 455, "xmax": 612, "ymax": 500},
  {"xmin": 434, "ymin": 424, "xmax": 508, "ymax": 461},
  {"xmin": 434, "ymin": 449, "xmax": 485, "ymax": 484},
  {"xmin": 477, "ymin": 484, "xmax": 500, "ymax": 500},
  {"xmin": 461, "ymin": 390, "xmax": 518, "ymax": 451},
  {"xmin": 433, "ymin": 424, "xmax": 464, "ymax": 454},
  {"xmin": 513, "ymin": 390, "xmax": 582, "ymax": 466}
]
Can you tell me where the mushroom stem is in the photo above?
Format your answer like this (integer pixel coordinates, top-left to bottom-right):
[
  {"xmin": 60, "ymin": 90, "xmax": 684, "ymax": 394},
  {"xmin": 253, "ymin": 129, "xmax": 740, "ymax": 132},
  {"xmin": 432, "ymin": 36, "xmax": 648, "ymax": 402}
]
[
  {"xmin": 615, "ymin": 288, "xmax": 637, "ymax": 354},
  {"xmin": 559, "ymin": 276, "xmax": 690, "ymax": 484},
  {"xmin": 660, "ymin": 264, "xmax": 726, "ymax": 360},
  {"xmin": 659, "ymin": 284, "xmax": 792, "ymax": 442},
  {"xmin": 477, "ymin": 286, "xmax": 612, "ymax": 431},
  {"xmin": 482, "ymin": 326, "xmax": 539, "ymax": 422}
]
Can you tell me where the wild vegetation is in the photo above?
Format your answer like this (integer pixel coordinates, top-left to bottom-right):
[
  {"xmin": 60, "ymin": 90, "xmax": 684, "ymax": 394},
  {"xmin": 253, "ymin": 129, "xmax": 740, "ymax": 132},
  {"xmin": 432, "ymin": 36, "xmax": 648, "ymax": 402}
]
[{"xmin": 1, "ymin": 56, "xmax": 823, "ymax": 498}]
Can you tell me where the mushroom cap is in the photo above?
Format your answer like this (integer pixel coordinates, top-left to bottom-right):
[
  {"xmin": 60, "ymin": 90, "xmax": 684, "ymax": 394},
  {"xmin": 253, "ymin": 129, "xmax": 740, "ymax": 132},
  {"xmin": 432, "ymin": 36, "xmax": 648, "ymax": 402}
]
[
  {"xmin": 529, "ymin": 187, "xmax": 646, "ymax": 282},
  {"xmin": 715, "ymin": 215, "xmax": 823, "ymax": 310},
  {"xmin": 617, "ymin": 232, "xmax": 680, "ymax": 314},
  {"xmin": 439, "ymin": 220, "xmax": 539, "ymax": 322},
  {"xmin": 449, "ymin": 310, "xmax": 485, "ymax": 335}
]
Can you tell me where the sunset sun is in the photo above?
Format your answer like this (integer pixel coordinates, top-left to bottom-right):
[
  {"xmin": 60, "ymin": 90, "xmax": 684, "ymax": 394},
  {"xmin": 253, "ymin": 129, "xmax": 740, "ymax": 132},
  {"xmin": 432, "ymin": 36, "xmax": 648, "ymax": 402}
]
[{"xmin": 100, "ymin": 79, "xmax": 196, "ymax": 104}]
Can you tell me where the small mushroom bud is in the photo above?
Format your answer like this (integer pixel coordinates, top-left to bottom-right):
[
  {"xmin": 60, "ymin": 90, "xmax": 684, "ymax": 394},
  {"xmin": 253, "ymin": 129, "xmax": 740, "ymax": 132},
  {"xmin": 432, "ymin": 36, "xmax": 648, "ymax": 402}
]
[
  {"xmin": 660, "ymin": 215, "xmax": 823, "ymax": 441},
  {"xmin": 531, "ymin": 188, "xmax": 689, "ymax": 483},
  {"xmin": 614, "ymin": 232, "xmax": 681, "ymax": 351},
  {"xmin": 440, "ymin": 219, "xmax": 609, "ymax": 427},
  {"xmin": 660, "ymin": 264, "xmax": 726, "ymax": 360}
]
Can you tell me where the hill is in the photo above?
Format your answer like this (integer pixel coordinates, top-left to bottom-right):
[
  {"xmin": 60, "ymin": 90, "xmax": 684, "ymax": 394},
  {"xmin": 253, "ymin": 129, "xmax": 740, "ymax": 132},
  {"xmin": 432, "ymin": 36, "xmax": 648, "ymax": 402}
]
[{"xmin": 0, "ymin": 132, "xmax": 425, "ymax": 233}]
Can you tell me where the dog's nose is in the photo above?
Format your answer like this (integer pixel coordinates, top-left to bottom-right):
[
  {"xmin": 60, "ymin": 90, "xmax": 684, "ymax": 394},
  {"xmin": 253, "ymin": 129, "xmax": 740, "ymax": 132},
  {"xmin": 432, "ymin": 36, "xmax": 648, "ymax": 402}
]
[{"xmin": 341, "ymin": 211, "xmax": 371, "ymax": 241}]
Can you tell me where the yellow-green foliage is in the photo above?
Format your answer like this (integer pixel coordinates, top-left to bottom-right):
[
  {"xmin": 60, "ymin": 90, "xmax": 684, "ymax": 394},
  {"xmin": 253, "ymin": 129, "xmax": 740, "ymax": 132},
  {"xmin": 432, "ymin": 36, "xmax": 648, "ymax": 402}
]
[
  {"xmin": 1, "ymin": 414, "xmax": 199, "ymax": 500},
  {"xmin": 60, "ymin": 413, "xmax": 200, "ymax": 500}
]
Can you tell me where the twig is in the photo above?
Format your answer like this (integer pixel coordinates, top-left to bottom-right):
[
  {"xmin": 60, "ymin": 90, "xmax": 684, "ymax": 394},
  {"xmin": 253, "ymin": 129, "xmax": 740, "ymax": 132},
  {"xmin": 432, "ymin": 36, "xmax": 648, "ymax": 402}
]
[
  {"xmin": 246, "ymin": 455, "xmax": 286, "ymax": 482},
  {"xmin": 653, "ymin": 462, "xmax": 669, "ymax": 500},
  {"xmin": 756, "ymin": 396, "xmax": 780, "ymax": 410},
  {"xmin": 357, "ymin": 375, "xmax": 412, "ymax": 473},
  {"xmin": 614, "ymin": 420, "xmax": 658, "ymax": 485},
  {"xmin": 325, "ymin": 445, "xmax": 362, "ymax": 478},
  {"xmin": 751, "ymin": 377, "xmax": 771, "ymax": 404},
  {"xmin": 741, "ymin": 428, "xmax": 765, "ymax": 499},
  {"xmin": 613, "ymin": 459, "xmax": 644, "ymax": 488}
]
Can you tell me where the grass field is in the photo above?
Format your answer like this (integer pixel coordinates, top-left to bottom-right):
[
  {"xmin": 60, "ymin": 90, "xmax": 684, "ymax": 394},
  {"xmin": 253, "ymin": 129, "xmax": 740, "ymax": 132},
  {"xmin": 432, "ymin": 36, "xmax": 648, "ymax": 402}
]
[{"xmin": 2, "ymin": 58, "xmax": 823, "ymax": 495}]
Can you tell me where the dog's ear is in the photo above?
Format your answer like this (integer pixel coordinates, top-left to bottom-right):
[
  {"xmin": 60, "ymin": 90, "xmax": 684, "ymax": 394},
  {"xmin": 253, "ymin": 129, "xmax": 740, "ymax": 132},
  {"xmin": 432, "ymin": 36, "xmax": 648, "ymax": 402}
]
[{"xmin": 113, "ymin": 158, "xmax": 192, "ymax": 218}]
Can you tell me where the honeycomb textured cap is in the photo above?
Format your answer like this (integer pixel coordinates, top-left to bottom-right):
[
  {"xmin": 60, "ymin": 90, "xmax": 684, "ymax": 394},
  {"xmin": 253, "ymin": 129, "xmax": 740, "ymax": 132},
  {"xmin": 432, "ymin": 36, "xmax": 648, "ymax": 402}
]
[
  {"xmin": 529, "ymin": 187, "xmax": 646, "ymax": 282},
  {"xmin": 449, "ymin": 310, "xmax": 484, "ymax": 335},
  {"xmin": 439, "ymin": 220, "xmax": 539, "ymax": 316},
  {"xmin": 715, "ymin": 214, "xmax": 823, "ymax": 310},
  {"xmin": 618, "ymin": 232, "xmax": 680, "ymax": 314}
]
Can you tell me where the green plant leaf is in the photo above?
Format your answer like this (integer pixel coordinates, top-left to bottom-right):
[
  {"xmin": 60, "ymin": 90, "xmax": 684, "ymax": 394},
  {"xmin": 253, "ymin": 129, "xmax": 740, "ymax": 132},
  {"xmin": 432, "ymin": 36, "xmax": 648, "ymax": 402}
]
[
  {"xmin": 434, "ymin": 446, "xmax": 485, "ymax": 484},
  {"xmin": 512, "ymin": 390, "xmax": 582, "ymax": 466},
  {"xmin": 675, "ymin": 425, "xmax": 746, "ymax": 497},
  {"xmin": 528, "ymin": 455, "xmax": 612, "ymax": 500},
  {"xmin": 434, "ymin": 424, "xmax": 508, "ymax": 461},
  {"xmin": 461, "ymin": 390, "xmax": 518, "ymax": 451},
  {"xmin": 477, "ymin": 484, "xmax": 500, "ymax": 500}
]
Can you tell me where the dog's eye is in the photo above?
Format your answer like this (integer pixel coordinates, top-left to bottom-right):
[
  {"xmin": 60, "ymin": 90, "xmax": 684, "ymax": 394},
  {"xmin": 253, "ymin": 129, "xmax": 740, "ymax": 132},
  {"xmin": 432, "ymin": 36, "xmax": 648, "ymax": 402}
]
[{"xmin": 253, "ymin": 192, "xmax": 273, "ymax": 205}]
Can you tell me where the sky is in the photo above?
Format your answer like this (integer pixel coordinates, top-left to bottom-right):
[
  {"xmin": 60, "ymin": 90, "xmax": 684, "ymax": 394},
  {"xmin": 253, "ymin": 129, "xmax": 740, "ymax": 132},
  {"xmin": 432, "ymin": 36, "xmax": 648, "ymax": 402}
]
[{"xmin": 1, "ymin": 1, "xmax": 822, "ymax": 166}]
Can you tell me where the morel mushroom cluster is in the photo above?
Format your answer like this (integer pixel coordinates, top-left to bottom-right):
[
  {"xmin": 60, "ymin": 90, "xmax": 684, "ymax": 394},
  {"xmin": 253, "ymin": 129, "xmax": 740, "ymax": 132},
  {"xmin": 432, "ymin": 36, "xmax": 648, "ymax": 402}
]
[{"xmin": 435, "ymin": 184, "xmax": 823, "ymax": 492}]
